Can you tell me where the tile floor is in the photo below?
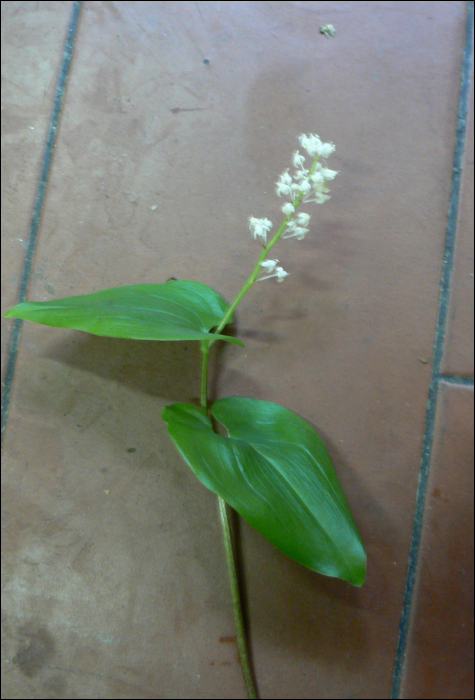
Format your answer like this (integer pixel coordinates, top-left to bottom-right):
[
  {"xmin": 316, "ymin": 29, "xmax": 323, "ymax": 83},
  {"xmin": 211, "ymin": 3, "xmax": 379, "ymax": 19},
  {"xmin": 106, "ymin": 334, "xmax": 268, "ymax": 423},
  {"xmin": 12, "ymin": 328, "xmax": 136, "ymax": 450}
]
[{"xmin": 1, "ymin": 2, "xmax": 473, "ymax": 698}]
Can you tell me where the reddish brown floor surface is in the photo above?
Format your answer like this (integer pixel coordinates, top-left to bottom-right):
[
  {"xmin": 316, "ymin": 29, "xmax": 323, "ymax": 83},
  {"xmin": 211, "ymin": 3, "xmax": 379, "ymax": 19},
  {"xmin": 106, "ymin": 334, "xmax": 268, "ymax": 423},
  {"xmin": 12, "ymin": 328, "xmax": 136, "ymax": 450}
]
[{"xmin": 2, "ymin": 2, "xmax": 473, "ymax": 698}]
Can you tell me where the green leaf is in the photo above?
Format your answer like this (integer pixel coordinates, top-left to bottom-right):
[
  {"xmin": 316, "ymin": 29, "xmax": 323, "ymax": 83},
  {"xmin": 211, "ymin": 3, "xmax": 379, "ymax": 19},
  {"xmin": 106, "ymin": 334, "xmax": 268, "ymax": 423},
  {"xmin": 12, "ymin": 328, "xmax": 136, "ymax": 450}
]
[
  {"xmin": 4, "ymin": 280, "xmax": 243, "ymax": 345},
  {"xmin": 162, "ymin": 397, "xmax": 366, "ymax": 586}
]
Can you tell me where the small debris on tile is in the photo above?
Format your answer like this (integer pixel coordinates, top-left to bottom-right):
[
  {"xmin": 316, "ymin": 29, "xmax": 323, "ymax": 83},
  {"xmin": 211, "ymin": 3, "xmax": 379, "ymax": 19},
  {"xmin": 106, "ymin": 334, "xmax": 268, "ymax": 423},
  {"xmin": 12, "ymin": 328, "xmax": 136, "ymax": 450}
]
[
  {"xmin": 104, "ymin": 490, "xmax": 110, "ymax": 495},
  {"xmin": 150, "ymin": 205, "xmax": 158, "ymax": 211},
  {"xmin": 319, "ymin": 24, "xmax": 336, "ymax": 38},
  {"xmin": 418, "ymin": 357, "xmax": 430, "ymax": 364},
  {"xmin": 170, "ymin": 107, "xmax": 206, "ymax": 114}
]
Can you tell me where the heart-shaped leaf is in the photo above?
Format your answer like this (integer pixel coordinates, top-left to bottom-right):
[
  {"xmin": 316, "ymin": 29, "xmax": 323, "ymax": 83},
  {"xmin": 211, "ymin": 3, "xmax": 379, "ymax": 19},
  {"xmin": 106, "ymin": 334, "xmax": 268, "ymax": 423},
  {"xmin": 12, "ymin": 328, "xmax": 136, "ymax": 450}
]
[
  {"xmin": 4, "ymin": 280, "xmax": 243, "ymax": 345},
  {"xmin": 162, "ymin": 397, "xmax": 366, "ymax": 585}
]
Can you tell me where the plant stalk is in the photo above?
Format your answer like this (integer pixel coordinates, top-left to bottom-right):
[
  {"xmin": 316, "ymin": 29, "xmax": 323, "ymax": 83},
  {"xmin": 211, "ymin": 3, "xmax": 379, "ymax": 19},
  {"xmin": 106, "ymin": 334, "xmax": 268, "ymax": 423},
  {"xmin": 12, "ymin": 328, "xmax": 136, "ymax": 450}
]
[
  {"xmin": 218, "ymin": 496, "xmax": 257, "ymax": 699},
  {"xmin": 200, "ymin": 340, "xmax": 210, "ymax": 409},
  {"xmin": 199, "ymin": 342, "xmax": 257, "ymax": 699}
]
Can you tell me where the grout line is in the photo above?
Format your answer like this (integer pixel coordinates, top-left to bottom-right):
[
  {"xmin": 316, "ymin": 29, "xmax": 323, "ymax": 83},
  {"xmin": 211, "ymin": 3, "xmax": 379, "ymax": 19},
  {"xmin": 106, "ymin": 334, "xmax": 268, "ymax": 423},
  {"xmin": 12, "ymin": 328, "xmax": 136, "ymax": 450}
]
[
  {"xmin": 390, "ymin": 2, "xmax": 474, "ymax": 697},
  {"xmin": 438, "ymin": 373, "xmax": 474, "ymax": 386},
  {"xmin": 1, "ymin": 1, "xmax": 82, "ymax": 449}
]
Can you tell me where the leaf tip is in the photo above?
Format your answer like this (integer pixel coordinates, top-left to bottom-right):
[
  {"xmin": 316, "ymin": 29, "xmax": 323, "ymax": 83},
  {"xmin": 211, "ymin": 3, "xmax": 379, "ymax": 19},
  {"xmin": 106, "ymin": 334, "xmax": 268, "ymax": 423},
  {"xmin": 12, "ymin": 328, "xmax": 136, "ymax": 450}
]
[{"xmin": 4, "ymin": 306, "xmax": 19, "ymax": 319}]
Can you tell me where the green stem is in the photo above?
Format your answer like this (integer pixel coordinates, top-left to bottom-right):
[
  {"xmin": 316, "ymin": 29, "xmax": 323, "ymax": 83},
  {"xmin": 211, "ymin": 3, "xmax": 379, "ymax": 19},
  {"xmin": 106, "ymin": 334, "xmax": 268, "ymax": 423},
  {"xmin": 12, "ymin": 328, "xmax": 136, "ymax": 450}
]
[
  {"xmin": 213, "ymin": 216, "xmax": 290, "ymax": 335},
  {"xmin": 200, "ymin": 340, "xmax": 210, "ymax": 410},
  {"xmin": 218, "ymin": 496, "xmax": 257, "ymax": 699},
  {"xmin": 199, "ymin": 341, "xmax": 258, "ymax": 698}
]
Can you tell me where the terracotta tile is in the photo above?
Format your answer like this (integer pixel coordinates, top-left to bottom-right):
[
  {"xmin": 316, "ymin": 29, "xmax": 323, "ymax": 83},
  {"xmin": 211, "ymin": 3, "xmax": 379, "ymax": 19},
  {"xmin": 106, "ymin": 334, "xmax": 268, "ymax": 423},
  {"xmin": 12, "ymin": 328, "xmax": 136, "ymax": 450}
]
[
  {"xmin": 442, "ymin": 71, "xmax": 475, "ymax": 376},
  {"xmin": 1, "ymin": 2, "xmax": 472, "ymax": 699},
  {"xmin": 1, "ymin": 326, "xmax": 243, "ymax": 697},
  {"xmin": 401, "ymin": 383, "xmax": 474, "ymax": 699},
  {"xmin": 1, "ymin": 1, "xmax": 73, "ymax": 373}
]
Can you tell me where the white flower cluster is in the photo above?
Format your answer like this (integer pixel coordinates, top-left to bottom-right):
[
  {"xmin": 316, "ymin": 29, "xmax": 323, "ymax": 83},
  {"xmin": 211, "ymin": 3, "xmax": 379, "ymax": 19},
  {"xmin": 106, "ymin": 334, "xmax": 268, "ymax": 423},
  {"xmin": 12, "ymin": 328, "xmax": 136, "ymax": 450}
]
[
  {"xmin": 299, "ymin": 133, "xmax": 336, "ymax": 159},
  {"xmin": 248, "ymin": 133, "xmax": 338, "ymax": 283},
  {"xmin": 275, "ymin": 134, "xmax": 338, "ymax": 209}
]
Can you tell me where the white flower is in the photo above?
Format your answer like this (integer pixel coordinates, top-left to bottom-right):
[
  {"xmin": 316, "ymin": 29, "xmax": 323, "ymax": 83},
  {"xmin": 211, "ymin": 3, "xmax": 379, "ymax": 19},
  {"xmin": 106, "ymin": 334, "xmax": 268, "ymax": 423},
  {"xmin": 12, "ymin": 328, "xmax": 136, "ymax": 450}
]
[
  {"xmin": 282, "ymin": 220, "xmax": 309, "ymax": 240},
  {"xmin": 258, "ymin": 263, "xmax": 289, "ymax": 283},
  {"xmin": 290, "ymin": 183, "xmax": 302, "ymax": 200},
  {"xmin": 298, "ymin": 133, "xmax": 321, "ymax": 157},
  {"xmin": 249, "ymin": 216, "xmax": 272, "ymax": 242},
  {"xmin": 303, "ymin": 182, "xmax": 331, "ymax": 203},
  {"xmin": 313, "ymin": 191, "xmax": 331, "ymax": 204},
  {"xmin": 260, "ymin": 259, "xmax": 279, "ymax": 273},
  {"xmin": 275, "ymin": 170, "xmax": 293, "ymax": 197},
  {"xmin": 293, "ymin": 168, "xmax": 309, "ymax": 182},
  {"xmin": 320, "ymin": 167, "xmax": 338, "ymax": 180},
  {"xmin": 292, "ymin": 151, "xmax": 306, "ymax": 168},
  {"xmin": 274, "ymin": 266, "xmax": 289, "ymax": 282},
  {"xmin": 318, "ymin": 141, "xmax": 336, "ymax": 158},
  {"xmin": 281, "ymin": 202, "xmax": 295, "ymax": 217},
  {"xmin": 296, "ymin": 212, "xmax": 310, "ymax": 227},
  {"xmin": 311, "ymin": 171, "xmax": 325, "ymax": 186},
  {"xmin": 298, "ymin": 133, "xmax": 335, "ymax": 158}
]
